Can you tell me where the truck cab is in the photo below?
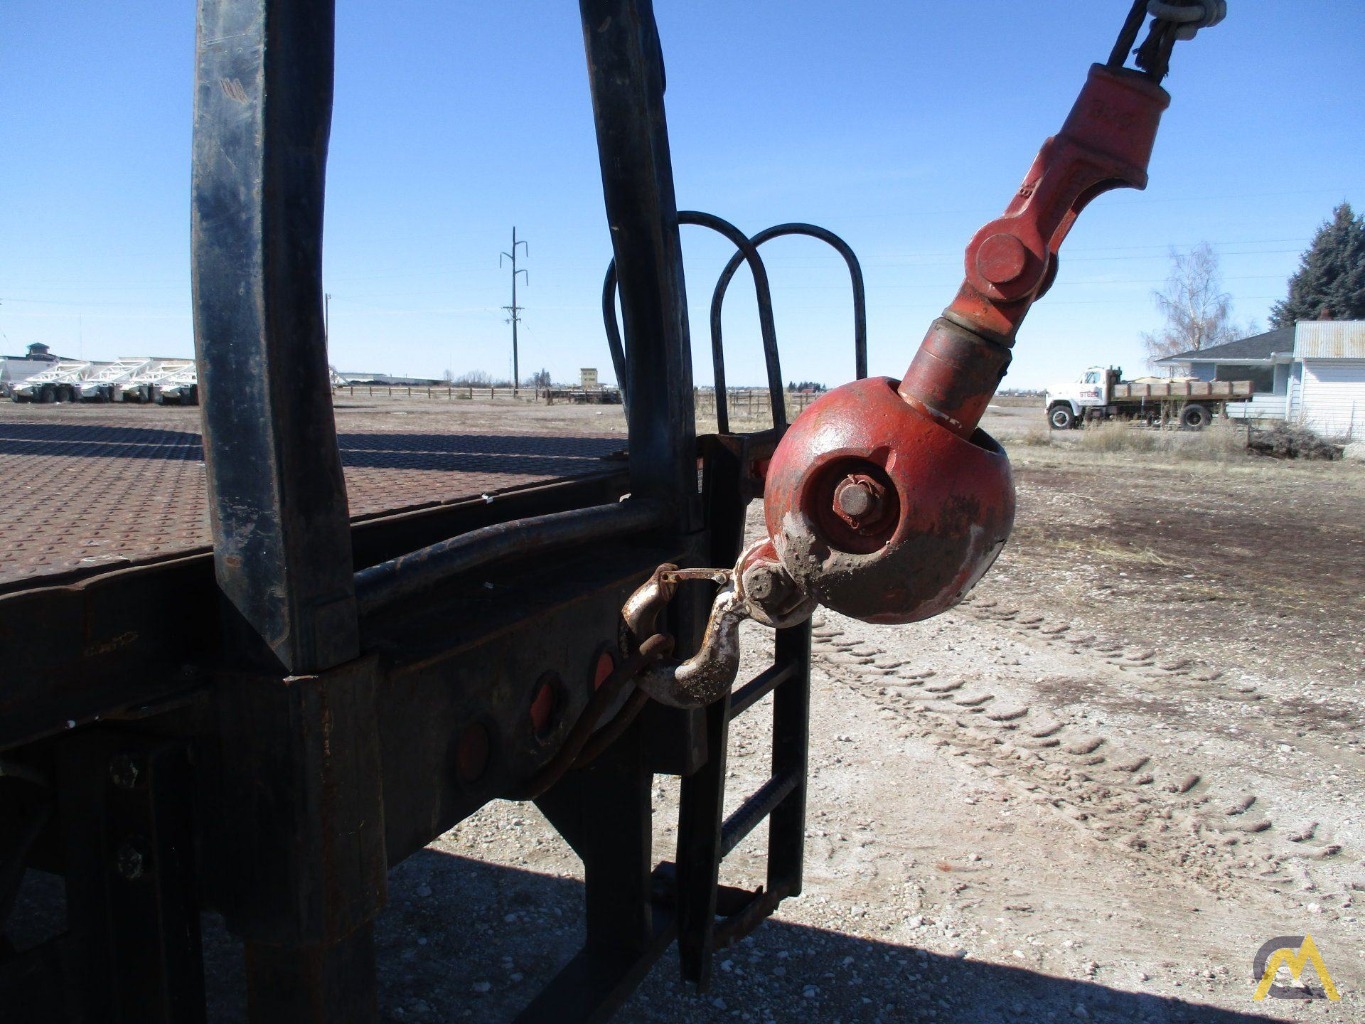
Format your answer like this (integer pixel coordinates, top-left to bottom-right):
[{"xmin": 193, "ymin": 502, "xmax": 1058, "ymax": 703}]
[{"xmin": 1045, "ymin": 365, "xmax": 1116, "ymax": 428}]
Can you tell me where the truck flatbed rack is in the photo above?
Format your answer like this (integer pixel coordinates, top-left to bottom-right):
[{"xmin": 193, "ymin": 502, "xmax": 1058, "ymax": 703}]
[{"xmin": 1111, "ymin": 380, "xmax": 1253, "ymax": 401}]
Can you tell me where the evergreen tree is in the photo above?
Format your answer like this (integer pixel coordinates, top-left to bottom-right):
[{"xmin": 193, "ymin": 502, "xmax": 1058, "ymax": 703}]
[{"xmin": 1269, "ymin": 203, "xmax": 1365, "ymax": 327}]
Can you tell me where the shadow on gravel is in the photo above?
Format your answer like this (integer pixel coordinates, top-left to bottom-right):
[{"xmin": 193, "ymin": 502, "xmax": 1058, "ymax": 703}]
[
  {"xmin": 189, "ymin": 849, "xmax": 1292, "ymax": 1024},
  {"xmin": 0, "ymin": 423, "xmax": 621, "ymax": 476}
]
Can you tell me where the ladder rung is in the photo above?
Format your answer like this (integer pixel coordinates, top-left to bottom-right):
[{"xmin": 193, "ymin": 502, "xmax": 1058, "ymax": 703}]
[
  {"xmin": 713, "ymin": 882, "xmax": 794, "ymax": 949},
  {"xmin": 720, "ymin": 770, "xmax": 799, "ymax": 858},
  {"xmin": 729, "ymin": 661, "xmax": 796, "ymax": 719},
  {"xmin": 714, "ymin": 882, "xmax": 762, "ymax": 917}
]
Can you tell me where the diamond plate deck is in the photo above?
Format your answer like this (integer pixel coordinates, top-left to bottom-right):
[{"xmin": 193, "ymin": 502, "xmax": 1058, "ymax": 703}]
[{"xmin": 0, "ymin": 407, "xmax": 626, "ymax": 588}]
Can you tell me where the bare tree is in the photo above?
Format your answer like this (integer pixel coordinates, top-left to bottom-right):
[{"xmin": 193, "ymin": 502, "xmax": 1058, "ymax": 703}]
[{"xmin": 1140, "ymin": 243, "xmax": 1238, "ymax": 371}]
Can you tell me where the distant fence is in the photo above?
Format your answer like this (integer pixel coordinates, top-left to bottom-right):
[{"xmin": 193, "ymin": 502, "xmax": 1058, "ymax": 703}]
[
  {"xmin": 694, "ymin": 388, "xmax": 819, "ymax": 422},
  {"xmin": 335, "ymin": 384, "xmax": 820, "ymax": 420},
  {"xmin": 337, "ymin": 384, "xmax": 550, "ymax": 401}
]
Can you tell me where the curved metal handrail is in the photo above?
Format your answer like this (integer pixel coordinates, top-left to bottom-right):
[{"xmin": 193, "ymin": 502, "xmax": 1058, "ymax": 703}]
[
  {"xmin": 600, "ymin": 210, "xmax": 786, "ymax": 432},
  {"xmin": 710, "ymin": 223, "xmax": 867, "ymax": 393}
]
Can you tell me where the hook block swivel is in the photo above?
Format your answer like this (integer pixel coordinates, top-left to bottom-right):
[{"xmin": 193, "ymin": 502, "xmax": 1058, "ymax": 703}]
[{"xmin": 755, "ymin": 59, "xmax": 1179, "ymax": 626}]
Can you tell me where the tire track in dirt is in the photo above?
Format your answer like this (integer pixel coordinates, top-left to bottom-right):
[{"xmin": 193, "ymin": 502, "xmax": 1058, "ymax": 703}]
[
  {"xmin": 958, "ymin": 592, "xmax": 1361, "ymax": 860},
  {"xmin": 806, "ymin": 602, "xmax": 1350, "ymax": 898}
]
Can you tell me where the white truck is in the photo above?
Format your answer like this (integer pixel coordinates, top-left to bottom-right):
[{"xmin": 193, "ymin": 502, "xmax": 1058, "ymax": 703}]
[
  {"xmin": 8, "ymin": 361, "xmax": 93, "ymax": 403},
  {"xmin": 119, "ymin": 359, "xmax": 197, "ymax": 403},
  {"xmin": 76, "ymin": 358, "xmax": 156, "ymax": 402},
  {"xmin": 1044, "ymin": 366, "xmax": 1253, "ymax": 430}
]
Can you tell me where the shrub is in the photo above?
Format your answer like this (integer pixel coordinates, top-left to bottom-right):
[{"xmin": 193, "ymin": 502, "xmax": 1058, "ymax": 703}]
[
  {"xmin": 1012, "ymin": 422, "xmax": 1055, "ymax": 448},
  {"xmin": 1249, "ymin": 423, "xmax": 1344, "ymax": 460}
]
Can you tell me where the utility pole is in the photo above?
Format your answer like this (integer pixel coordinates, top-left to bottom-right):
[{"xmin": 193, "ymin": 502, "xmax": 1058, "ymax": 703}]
[
  {"xmin": 324, "ymin": 292, "xmax": 331, "ymax": 346},
  {"xmin": 500, "ymin": 227, "xmax": 528, "ymax": 396}
]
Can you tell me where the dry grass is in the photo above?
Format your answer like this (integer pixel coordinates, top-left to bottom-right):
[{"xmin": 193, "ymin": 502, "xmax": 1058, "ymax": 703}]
[
  {"xmin": 1010, "ymin": 422, "xmax": 1056, "ymax": 448},
  {"xmin": 1048, "ymin": 537, "xmax": 1177, "ymax": 567},
  {"xmin": 1075, "ymin": 417, "xmax": 1250, "ymax": 461}
]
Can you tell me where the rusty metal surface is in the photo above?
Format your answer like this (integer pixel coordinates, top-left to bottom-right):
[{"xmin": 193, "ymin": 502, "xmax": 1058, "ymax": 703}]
[
  {"xmin": 762, "ymin": 376, "xmax": 1015, "ymax": 625},
  {"xmin": 755, "ymin": 46, "xmax": 1191, "ymax": 628},
  {"xmin": 1295, "ymin": 321, "xmax": 1365, "ymax": 360},
  {"xmin": 618, "ymin": 564, "xmax": 746, "ymax": 709},
  {"xmin": 355, "ymin": 498, "xmax": 668, "ymax": 616},
  {"xmin": 0, "ymin": 411, "xmax": 625, "ymax": 588},
  {"xmin": 945, "ymin": 64, "xmax": 1168, "ymax": 349}
]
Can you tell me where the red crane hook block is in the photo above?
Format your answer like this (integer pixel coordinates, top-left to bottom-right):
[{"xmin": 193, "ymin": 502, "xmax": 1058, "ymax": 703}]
[{"xmin": 759, "ymin": 64, "xmax": 1170, "ymax": 624}]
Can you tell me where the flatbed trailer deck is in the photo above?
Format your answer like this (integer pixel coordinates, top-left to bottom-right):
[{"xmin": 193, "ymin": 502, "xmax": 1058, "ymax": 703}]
[{"xmin": 0, "ymin": 409, "xmax": 625, "ymax": 591}]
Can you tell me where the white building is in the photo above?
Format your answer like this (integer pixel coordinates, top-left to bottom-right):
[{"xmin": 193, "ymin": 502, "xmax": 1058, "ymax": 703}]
[{"xmin": 1158, "ymin": 321, "xmax": 1365, "ymax": 440}]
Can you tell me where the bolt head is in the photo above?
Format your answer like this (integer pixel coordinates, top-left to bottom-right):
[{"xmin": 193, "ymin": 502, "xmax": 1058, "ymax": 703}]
[
  {"xmin": 114, "ymin": 840, "xmax": 146, "ymax": 881},
  {"xmin": 109, "ymin": 753, "xmax": 141, "ymax": 790},
  {"xmin": 975, "ymin": 232, "xmax": 1029, "ymax": 287},
  {"xmin": 836, "ymin": 483, "xmax": 874, "ymax": 517},
  {"xmin": 744, "ymin": 565, "xmax": 777, "ymax": 601},
  {"xmin": 832, "ymin": 474, "xmax": 887, "ymax": 529}
]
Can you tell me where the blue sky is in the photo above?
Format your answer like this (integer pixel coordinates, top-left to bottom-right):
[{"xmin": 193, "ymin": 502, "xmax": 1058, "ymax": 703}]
[{"xmin": 2, "ymin": 3, "xmax": 1361, "ymax": 390}]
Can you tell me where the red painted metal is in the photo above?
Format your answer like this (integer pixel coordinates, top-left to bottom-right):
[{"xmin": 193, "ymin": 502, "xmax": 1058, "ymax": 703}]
[
  {"xmin": 761, "ymin": 377, "xmax": 1013, "ymax": 624},
  {"xmin": 760, "ymin": 64, "xmax": 1172, "ymax": 624},
  {"xmin": 946, "ymin": 64, "xmax": 1169, "ymax": 348}
]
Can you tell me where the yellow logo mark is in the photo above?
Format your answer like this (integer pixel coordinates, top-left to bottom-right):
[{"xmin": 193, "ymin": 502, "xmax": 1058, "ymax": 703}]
[{"xmin": 1253, "ymin": 935, "xmax": 1339, "ymax": 1001}]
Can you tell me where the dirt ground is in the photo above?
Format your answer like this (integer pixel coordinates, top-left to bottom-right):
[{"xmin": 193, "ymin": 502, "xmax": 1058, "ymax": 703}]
[{"xmin": 10, "ymin": 394, "xmax": 1365, "ymax": 1021}]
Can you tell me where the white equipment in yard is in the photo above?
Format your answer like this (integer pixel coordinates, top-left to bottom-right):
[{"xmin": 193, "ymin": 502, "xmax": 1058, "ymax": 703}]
[
  {"xmin": 119, "ymin": 359, "xmax": 197, "ymax": 403},
  {"xmin": 152, "ymin": 362, "xmax": 200, "ymax": 405},
  {"xmin": 76, "ymin": 358, "xmax": 157, "ymax": 402},
  {"xmin": 1044, "ymin": 366, "xmax": 1253, "ymax": 430},
  {"xmin": 8, "ymin": 361, "xmax": 93, "ymax": 403}
]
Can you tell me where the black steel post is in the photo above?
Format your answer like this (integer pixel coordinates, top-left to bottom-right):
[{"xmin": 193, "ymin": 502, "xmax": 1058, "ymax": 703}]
[
  {"xmin": 57, "ymin": 733, "xmax": 205, "ymax": 1024},
  {"xmin": 523, "ymin": 723, "xmax": 673, "ymax": 1024},
  {"xmin": 579, "ymin": 0, "xmax": 699, "ymax": 531},
  {"xmin": 674, "ymin": 436, "xmax": 748, "ymax": 987},
  {"xmin": 191, "ymin": 0, "xmax": 359, "ymax": 676},
  {"xmin": 766, "ymin": 622, "xmax": 811, "ymax": 894},
  {"xmin": 675, "ymin": 693, "xmax": 731, "ymax": 989},
  {"xmin": 191, "ymin": 2, "xmax": 384, "ymax": 1021}
]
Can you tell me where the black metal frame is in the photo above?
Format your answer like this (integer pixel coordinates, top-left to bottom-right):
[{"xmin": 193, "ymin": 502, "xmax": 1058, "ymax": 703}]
[{"xmin": 0, "ymin": 2, "xmax": 816, "ymax": 1021}]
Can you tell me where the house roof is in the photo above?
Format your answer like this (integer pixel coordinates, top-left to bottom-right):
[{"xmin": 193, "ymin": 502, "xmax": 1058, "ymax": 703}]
[
  {"xmin": 1157, "ymin": 326, "xmax": 1295, "ymax": 365},
  {"xmin": 1296, "ymin": 320, "xmax": 1365, "ymax": 359}
]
